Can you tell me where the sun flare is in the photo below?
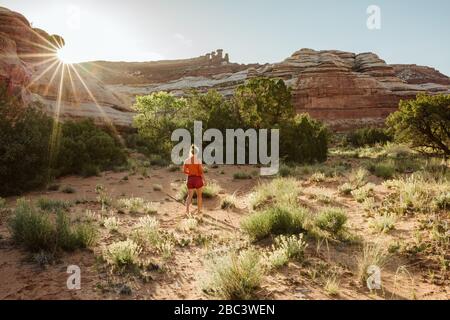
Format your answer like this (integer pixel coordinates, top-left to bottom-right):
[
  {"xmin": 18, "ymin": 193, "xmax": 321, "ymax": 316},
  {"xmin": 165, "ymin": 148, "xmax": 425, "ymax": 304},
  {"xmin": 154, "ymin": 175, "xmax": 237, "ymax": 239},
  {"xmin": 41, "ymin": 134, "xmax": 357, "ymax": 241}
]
[{"xmin": 56, "ymin": 47, "xmax": 79, "ymax": 64}]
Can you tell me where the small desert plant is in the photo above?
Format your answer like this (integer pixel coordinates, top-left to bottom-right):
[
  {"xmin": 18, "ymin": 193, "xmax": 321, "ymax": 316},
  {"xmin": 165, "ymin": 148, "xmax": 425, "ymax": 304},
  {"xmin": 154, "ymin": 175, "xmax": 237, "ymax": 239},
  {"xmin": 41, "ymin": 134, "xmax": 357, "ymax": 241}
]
[
  {"xmin": 203, "ymin": 181, "xmax": 221, "ymax": 199},
  {"xmin": 221, "ymin": 194, "xmax": 238, "ymax": 210},
  {"xmin": 156, "ymin": 240, "xmax": 175, "ymax": 260},
  {"xmin": 233, "ymin": 172, "xmax": 252, "ymax": 180},
  {"xmin": 369, "ymin": 162, "xmax": 396, "ymax": 179},
  {"xmin": 434, "ymin": 192, "xmax": 450, "ymax": 211},
  {"xmin": 36, "ymin": 198, "xmax": 71, "ymax": 212},
  {"xmin": 103, "ymin": 216, "xmax": 120, "ymax": 232},
  {"xmin": 204, "ymin": 249, "xmax": 264, "ymax": 300},
  {"xmin": 369, "ymin": 213, "xmax": 397, "ymax": 233},
  {"xmin": 264, "ymin": 247, "xmax": 289, "ymax": 269},
  {"xmin": 351, "ymin": 183, "xmax": 375, "ymax": 203},
  {"xmin": 309, "ymin": 172, "xmax": 326, "ymax": 183},
  {"xmin": 117, "ymin": 197, "xmax": 157, "ymax": 214},
  {"xmin": 104, "ymin": 239, "xmax": 141, "ymax": 267},
  {"xmin": 249, "ymin": 178, "xmax": 300, "ymax": 210},
  {"xmin": 179, "ymin": 218, "xmax": 198, "ymax": 232},
  {"xmin": 357, "ymin": 242, "xmax": 388, "ymax": 285},
  {"xmin": 338, "ymin": 183, "xmax": 354, "ymax": 195},
  {"xmin": 339, "ymin": 168, "xmax": 370, "ymax": 195},
  {"xmin": 95, "ymin": 184, "xmax": 112, "ymax": 209},
  {"xmin": 278, "ymin": 164, "xmax": 294, "ymax": 177},
  {"xmin": 314, "ymin": 208, "xmax": 348, "ymax": 235},
  {"xmin": 134, "ymin": 216, "xmax": 161, "ymax": 246},
  {"xmin": 241, "ymin": 205, "xmax": 307, "ymax": 241},
  {"xmin": 274, "ymin": 234, "xmax": 307, "ymax": 262},
  {"xmin": 324, "ymin": 276, "xmax": 340, "ymax": 296},
  {"xmin": 55, "ymin": 212, "xmax": 98, "ymax": 251},
  {"xmin": 349, "ymin": 168, "xmax": 369, "ymax": 189}
]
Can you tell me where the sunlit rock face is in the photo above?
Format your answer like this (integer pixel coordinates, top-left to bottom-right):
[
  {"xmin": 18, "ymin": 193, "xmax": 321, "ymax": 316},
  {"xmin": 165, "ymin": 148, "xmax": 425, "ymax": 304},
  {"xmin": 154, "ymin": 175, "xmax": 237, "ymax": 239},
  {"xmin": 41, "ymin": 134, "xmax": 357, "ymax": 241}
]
[{"xmin": 1, "ymin": 6, "xmax": 449, "ymax": 130}]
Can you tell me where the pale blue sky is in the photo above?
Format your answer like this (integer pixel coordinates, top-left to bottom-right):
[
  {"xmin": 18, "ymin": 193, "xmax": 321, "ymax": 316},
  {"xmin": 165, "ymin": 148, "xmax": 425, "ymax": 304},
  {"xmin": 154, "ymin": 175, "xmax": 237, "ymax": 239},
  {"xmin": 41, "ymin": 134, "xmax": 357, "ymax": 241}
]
[{"xmin": 2, "ymin": 0, "xmax": 449, "ymax": 74}]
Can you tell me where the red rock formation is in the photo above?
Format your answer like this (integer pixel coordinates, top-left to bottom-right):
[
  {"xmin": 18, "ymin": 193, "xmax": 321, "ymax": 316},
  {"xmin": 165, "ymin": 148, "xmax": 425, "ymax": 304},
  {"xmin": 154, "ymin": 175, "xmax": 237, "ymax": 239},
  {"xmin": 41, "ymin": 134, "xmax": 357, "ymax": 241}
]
[
  {"xmin": 392, "ymin": 64, "xmax": 450, "ymax": 85},
  {"xmin": 251, "ymin": 49, "xmax": 450, "ymax": 128}
]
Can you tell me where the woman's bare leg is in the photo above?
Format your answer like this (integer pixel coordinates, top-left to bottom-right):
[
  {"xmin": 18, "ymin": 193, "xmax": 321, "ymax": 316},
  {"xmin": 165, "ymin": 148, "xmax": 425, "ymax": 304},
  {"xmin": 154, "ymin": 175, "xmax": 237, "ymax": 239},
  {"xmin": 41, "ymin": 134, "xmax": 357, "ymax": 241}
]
[
  {"xmin": 197, "ymin": 187, "xmax": 203, "ymax": 214},
  {"xmin": 186, "ymin": 189, "xmax": 195, "ymax": 215}
]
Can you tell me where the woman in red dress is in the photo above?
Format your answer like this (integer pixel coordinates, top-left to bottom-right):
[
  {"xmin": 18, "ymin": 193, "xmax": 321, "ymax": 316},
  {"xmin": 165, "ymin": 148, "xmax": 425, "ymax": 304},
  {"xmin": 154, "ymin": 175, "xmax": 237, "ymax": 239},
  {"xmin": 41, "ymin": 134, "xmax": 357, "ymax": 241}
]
[{"xmin": 183, "ymin": 145, "xmax": 206, "ymax": 216}]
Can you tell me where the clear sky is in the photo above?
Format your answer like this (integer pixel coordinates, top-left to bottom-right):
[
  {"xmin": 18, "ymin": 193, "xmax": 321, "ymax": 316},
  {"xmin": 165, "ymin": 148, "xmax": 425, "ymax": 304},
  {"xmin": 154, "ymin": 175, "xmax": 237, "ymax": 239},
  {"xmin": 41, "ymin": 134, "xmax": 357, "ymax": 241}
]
[{"xmin": 2, "ymin": 0, "xmax": 449, "ymax": 74}]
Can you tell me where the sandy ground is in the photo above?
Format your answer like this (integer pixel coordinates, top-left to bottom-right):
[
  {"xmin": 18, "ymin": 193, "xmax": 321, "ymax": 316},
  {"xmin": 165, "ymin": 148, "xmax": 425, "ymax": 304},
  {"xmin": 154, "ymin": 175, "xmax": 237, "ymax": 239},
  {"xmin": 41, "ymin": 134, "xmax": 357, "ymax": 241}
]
[{"xmin": 0, "ymin": 162, "xmax": 448, "ymax": 300}]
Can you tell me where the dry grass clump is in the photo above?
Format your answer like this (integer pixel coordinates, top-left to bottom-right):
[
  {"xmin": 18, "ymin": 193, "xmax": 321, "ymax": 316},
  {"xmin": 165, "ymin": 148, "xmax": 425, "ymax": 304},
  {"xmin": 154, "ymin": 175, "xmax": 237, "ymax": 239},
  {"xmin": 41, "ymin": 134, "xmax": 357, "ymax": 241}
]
[
  {"xmin": 103, "ymin": 216, "xmax": 120, "ymax": 232},
  {"xmin": 116, "ymin": 197, "xmax": 157, "ymax": 215},
  {"xmin": 203, "ymin": 249, "xmax": 264, "ymax": 300},
  {"xmin": 357, "ymin": 242, "xmax": 389, "ymax": 286},
  {"xmin": 221, "ymin": 194, "xmax": 238, "ymax": 210},
  {"xmin": 369, "ymin": 213, "xmax": 397, "ymax": 233},
  {"xmin": 249, "ymin": 178, "xmax": 300, "ymax": 210},
  {"xmin": 8, "ymin": 199, "xmax": 97, "ymax": 253},
  {"xmin": 263, "ymin": 234, "xmax": 307, "ymax": 270},
  {"xmin": 241, "ymin": 204, "xmax": 308, "ymax": 241},
  {"xmin": 104, "ymin": 239, "xmax": 142, "ymax": 268},
  {"xmin": 383, "ymin": 173, "xmax": 448, "ymax": 214}
]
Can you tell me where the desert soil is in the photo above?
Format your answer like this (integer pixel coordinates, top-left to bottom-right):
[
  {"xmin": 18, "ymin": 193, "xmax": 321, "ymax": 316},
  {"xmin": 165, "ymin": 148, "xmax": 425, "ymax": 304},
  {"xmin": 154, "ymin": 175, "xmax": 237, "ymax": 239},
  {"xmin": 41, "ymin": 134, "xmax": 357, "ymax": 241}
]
[{"xmin": 0, "ymin": 161, "xmax": 448, "ymax": 300}]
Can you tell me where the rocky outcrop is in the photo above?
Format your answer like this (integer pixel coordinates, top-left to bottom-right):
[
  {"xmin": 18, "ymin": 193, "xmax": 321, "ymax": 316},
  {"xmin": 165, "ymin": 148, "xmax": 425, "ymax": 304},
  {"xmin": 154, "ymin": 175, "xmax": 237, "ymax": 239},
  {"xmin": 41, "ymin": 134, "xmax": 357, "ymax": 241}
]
[
  {"xmin": 392, "ymin": 64, "xmax": 450, "ymax": 85},
  {"xmin": 0, "ymin": 6, "xmax": 133, "ymax": 127},
  {"xmin": 1, "ymin": 6, "xmax": 449, "ymax": 130}
]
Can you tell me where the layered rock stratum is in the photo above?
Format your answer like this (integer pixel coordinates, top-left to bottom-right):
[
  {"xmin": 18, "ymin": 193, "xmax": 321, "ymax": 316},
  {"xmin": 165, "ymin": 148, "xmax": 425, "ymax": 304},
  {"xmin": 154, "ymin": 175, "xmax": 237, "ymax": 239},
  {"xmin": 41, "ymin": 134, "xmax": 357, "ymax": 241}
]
[{"xmin": 1, "ymin": 6, "xmax": 449, "ymax": 129}]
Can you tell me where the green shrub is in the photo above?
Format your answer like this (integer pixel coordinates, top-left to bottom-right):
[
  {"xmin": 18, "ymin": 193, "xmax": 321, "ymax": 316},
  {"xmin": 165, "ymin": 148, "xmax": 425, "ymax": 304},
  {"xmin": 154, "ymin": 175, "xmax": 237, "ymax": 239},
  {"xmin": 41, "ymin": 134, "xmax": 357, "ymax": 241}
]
[
  {"xmin": 367, "ymin": 160, "xmax": 396, "ymax": 179},
  {"xmin": 280, "ymin": 114, "xmax": 329, "ymax": 163},
  {"xmin": 345, "ymin": 127, "xmax": 392, "ymax": 147},
  {"xmin": 241, "ymin": 205, "xmax": 307, "ymax": 241},
  {"xmin": 8, "ymin": 199, "xmax": 55, "ymax": 252},
  {"xmin": 314, "ymin": 208, "xmax": 348, "ymax": 235},
  {"xmin": 55, "ymin": 212, "xmax": 98, "ymax": 251},
  {"xmin": 132, "ymin": 79, "xmax": 328, "ymax": 166},
  {"xmin": 387, "ymin": 94, "xmax": 450, "ymax": 157},
  {"xmin": 56, "ymin": 120, "xmax": 126, "ymax": 177},
  {"xmin": 37, "ymin": 198, "xmax": 71, "ymax": 212},
  {"xmin": 8, "ymin": 199, "xmax": 96, "ymax": 253},
  {"xmin": 0, "ymin": 87, "xmax": 126, "ymax": 196},
  {"xmin": 0, "ymin": 89, "xmax": 54, "ymax": 196},
  {"xmin": 204, "ymin": 249, "xmax": 263, "ymax": 300}
]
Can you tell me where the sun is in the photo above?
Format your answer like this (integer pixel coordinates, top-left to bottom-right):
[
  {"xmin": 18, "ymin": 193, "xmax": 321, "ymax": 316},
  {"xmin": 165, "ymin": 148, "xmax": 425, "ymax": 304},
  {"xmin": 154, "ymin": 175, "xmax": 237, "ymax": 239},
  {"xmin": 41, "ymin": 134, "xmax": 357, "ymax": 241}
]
[{"xmin": 57, "ymin": 47, "xmax": 78, "ymax": 64}]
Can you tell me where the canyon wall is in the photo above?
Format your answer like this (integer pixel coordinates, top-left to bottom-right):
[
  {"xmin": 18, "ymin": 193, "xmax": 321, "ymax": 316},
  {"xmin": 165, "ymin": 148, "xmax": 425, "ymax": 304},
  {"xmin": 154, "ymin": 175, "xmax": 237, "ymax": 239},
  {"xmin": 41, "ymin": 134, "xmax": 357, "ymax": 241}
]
[{"xmin": 1, "ymin": 6, "xmax": 449, "ymax": 130}]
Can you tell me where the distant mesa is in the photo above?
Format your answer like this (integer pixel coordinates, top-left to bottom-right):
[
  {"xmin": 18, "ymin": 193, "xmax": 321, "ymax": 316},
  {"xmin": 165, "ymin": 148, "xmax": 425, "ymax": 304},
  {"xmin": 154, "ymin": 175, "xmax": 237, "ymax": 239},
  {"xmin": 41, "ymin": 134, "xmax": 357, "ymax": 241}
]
[{"xmin": 0, "ymin": 5, "xmax": 449, "ymax": 130}]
